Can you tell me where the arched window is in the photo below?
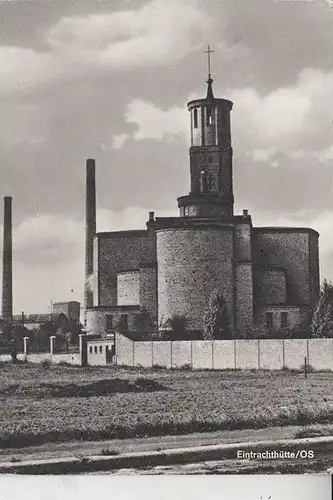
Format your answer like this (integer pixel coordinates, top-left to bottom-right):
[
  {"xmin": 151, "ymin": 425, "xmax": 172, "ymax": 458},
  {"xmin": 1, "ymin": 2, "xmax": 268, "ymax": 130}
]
[
  {"xmin": 193, "ymin": 108, "xmax": 198, "ymax": 129},
  {"xmin": 206, "ymin": 107, "xmax": 213, "ymax": 126}
]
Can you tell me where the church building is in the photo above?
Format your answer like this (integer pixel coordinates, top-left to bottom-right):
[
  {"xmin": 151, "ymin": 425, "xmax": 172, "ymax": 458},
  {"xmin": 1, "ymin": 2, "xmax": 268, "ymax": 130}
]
[{"xmin": 85, "ymin": 64, "xmax": 320, "ymax": 338}]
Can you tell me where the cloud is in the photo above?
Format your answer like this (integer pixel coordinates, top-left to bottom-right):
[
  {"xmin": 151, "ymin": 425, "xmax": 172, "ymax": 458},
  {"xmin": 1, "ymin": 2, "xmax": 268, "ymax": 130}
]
[
  {"xmin": 0, "ymin": 47, "xmax": 56, "ymax": 94},
  {"xmin": 124, "ymin": 99, "xmax": 188, "ymax": 142},
  {"xmin": 112, "ymin": 133, "xmax": 129, "ymax": 149},
  {"xmin": 0, "ymin": 206, "xmax": 178, "ymax": 313},
  {"xmin": 121, "ymin": 67, "xmax": 333, "ymax": 170},
  {"xmin": 250, "ymin": 148, "xmax": 277, "ymax": 163},
  {"xmin": 0, "ymin": 0, "xmax": 220, "ymax": 96},
  {"xmin": 46, "ymin": 0, "xmax": 216, "ymax": 69}
]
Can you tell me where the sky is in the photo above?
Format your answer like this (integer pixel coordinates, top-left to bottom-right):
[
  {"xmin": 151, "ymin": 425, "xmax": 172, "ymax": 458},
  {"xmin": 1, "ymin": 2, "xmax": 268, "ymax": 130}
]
[
  {"xmin": 1, "ymin": 0, "xmax": 333, "ymax": 314},
  {"xmin": 0, "ymin": 474, "xmax": 331, "ymax": 499}
]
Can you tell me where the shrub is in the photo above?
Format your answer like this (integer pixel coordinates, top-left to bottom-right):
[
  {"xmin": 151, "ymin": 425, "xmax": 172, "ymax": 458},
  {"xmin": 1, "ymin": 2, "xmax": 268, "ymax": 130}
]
[
  {"xmin": 161, "ymin": 315, "xmax": 187, "ymax": 340},
  {"xmin": 203, "ymin": 292, "xmax": 232, "ymax": 340},
  {"xmin": 41, "ymin": 359, "xmax": 52, "ymax": 369}
]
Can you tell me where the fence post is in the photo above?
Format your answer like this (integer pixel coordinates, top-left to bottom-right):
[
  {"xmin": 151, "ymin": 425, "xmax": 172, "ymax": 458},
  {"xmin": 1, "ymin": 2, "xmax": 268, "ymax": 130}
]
[
  {"xmin": 282, "ymin": 339, "xmax": 285, "ymax": 369},
  {"xmin": 304, "ymin": 356, "xmax": 307, "ymax": 379},
  {"xmin": 234, "ymin": 340, "xmax": 237, "ymax": 369},
  {"xmin": 258, "ymin": 339, "xmax": 260, "ymax": 370},
  {"xmin": 79, "ymin": 334, "xmax": 87, "ymax": 367},
  {"xmin": 170, "ymin": 341, "xmax": 173, "ymax": 369},
  {"xmin": 23, "ymin": 337, "xmax": 29, "ymax": 356},
  {"xmin": 132, "ymin": 341, "xmax": 135, "ymax": 367},
  {"xmin": 151, "ymin": 341, "xmax": 154, "ymax": 368},
  {"xmin": 212, "ymin": 341, "xmax": 214, "ymax": 370},
  {"xmin": 190, "ymin": 341, "xmax": 193, "ymax": 369},
  {"xmin": 50, "ymin": 336, "xmax": 56, "ymax": 355}
]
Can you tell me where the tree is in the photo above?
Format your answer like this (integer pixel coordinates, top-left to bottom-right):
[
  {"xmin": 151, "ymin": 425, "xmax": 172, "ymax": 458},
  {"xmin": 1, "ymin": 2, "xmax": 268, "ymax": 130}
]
[
  {"xmin": 203, "ymin": 292, "xmax": 232, "ymax": 340},
  {"xmin": 161, "ymin": 315, "xmax": 187, "ymax": 340},
  {"xmin": 311, "ymin": 279, "xmax": 333, "ymax": 338}
]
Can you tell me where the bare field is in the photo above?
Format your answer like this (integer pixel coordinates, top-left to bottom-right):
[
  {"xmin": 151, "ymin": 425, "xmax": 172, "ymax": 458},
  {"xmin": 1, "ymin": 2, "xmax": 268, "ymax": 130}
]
[{"xmin": 0, "ymin": 363, "xmax": 333, "ymax": 448}]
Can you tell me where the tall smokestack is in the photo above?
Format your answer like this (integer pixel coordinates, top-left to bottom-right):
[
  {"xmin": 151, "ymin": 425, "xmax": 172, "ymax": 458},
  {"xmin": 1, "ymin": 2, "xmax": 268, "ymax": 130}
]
[
  {"xmin": 2, "ymin": 196, "xmax": 13, "ymax": 323},
  {"xmin": 84, "ymin": 159, "xmax": 96, "ymax": 320}
]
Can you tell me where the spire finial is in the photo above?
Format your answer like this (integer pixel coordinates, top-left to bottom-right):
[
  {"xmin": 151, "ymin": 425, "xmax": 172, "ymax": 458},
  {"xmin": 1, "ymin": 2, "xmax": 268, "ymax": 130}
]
[
  {"xmin": 204, "ymin": 44, "xmax": 214, "ymax": 79},
  {"xmin": 204, "ymin": 44, "xmax": 214, "ymax": 99}
]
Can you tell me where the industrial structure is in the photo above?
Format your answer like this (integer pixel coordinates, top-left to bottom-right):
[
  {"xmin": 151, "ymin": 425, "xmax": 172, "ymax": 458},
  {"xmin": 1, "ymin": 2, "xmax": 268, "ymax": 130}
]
[{"xmin": 85, "ymin": 68, "xmax": 320, "ymax": 339}]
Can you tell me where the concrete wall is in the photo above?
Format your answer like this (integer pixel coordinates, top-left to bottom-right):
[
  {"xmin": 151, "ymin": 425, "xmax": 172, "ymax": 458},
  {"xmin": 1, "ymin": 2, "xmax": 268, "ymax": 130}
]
[
  {"xmin": 284, "ymin": 339, "xmax": 308, "ymax": 369},
  {"xmin": 115, "ymin": 333, "xmax": 134, "ymax": 366},
  {"xmin": 171, "ymin": 341, "xmax": 192, "ymax": 368},
  {"xmin": 117, "ymin": 271, "xmax": 140, "ymax": 306},
  {"xmin": 192, "ymin": 341, "xmax": 213, "ymax": 369},
  {"xmin": 0, "ymin": 353, "xmax": 81, "ymax": 365},
  {"xmin": 259, "ymin": 339, "xmax": 284, "ymax": 370},
  {"xmin": 134, "ymin": 341, "xmax": 153, "ymax": 368},
  {"xmin": 308, "ymin": 339, "xmax": 333, "ymax": 370},
  {"xmin": 87, "ymin": 340, "xmax": 114, "ymax": 366},
  {"xmin": 113, "ymin": 334, "xmax": 333, "ymax": 371},
  {"xmin": 157, "ymin": 226, "xmax": 234, "ymax": 330},
  {"xmin": 152, "ymin": 341, "xmax": 172, "ymax": 368},
  {"xmin": 235, "ymin": 340, "xmax": 259, "ymax": 369}
]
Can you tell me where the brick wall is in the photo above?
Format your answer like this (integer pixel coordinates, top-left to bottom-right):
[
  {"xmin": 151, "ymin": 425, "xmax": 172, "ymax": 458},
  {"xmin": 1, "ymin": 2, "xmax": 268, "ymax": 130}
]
[
  {"xmin": 157, "ymin": 227, "xmax": 234, "ymax": 330},
  {"xmin": 235, "ymin": 263, "xmax": 253, "ymax": 334},
  {"xmin": 256, "ymin": 269, "xmax": 287, "ymax": 306},
  {"xmin": 255, "ymin": 305, "xmax": 305, "ymax": 330},
  {"xmin": 234, "ymin": 223, "xmax": 251, "ymax": 262},
  {"xmin": 86, "ymin": 307, "xmax": 141, "ymax": 336},
  {"xmin": 139, "ymin": 266, "xmax": 157, "ymax": 326},
  {"xmin": 117, "ymin": 271, "xmax": 140, "ymax": 305},
  {"xmin": 309, "ymin": 231, "xmax": 320, "ymax": 306},
  {"xmin": 97, "ymin": 230, "xmax": 156, "ymax": 305},
  {"xmin": 253, "ymin": 229, "xmax": 312, "ymax": 306}
]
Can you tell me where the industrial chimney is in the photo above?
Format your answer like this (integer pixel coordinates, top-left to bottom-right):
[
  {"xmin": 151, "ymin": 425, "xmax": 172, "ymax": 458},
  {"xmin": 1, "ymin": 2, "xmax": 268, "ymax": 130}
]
[
  {"xmin": 2, "ymin": 196, "xmax": 13, "ymax": 323},
  {"xmin": 84, "ymin": 159, "xmax": 96, "ymax": 321}
]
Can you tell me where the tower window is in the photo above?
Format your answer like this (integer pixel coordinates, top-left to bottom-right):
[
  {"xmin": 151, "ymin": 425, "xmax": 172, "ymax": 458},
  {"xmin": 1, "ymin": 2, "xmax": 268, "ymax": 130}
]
[
  {"xmin": 193, "ymin": 108, "xmax": 198, "ymax": 129},
  {"xmin": 206, "ymin": 107, "xmax": 213, "ymax": 126},
  {"xmin": 120, "ymin": 314, "xmax": 129, "ymax": 331},
  {"xmin": 265, "ymin": 312, "xmax": 273, "ymax": 329},
  {"xmin": 106, "ymin": 314, "xmax": 113, "ymax": 331},
  {"xmin": 281, "ymin": 312, "xmax": 288, "ymax": 328},
  {"xmin": 184, "ymin": 206, "xmax": 189, "ymax": 217}
]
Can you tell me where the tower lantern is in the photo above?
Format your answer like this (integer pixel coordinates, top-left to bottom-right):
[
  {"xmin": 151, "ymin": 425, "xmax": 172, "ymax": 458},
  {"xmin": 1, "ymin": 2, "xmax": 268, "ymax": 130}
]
[{"xmin": 178, "ymin": 44, "xmax": 234, "ymax": 218}]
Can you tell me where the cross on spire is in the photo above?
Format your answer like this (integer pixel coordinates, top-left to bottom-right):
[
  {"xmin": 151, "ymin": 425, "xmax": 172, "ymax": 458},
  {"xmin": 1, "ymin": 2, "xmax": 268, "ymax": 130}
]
[
  {"xmin": 204, "ymin": 44, "xmax": 214, "ymax": 79},
  {"xmin": 204, "ymin": 44, "xmax": 214, "ymax": 99}
]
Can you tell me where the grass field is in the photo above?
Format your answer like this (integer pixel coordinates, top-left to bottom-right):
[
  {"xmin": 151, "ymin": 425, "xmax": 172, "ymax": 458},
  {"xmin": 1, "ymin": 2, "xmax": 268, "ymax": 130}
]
[{"xmin": 1, "ymin": 363, "xmax": 333, "ymax": 448}]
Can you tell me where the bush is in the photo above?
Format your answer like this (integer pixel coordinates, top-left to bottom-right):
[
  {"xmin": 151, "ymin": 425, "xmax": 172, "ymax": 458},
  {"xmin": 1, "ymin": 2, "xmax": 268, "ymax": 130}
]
[
  {"xmin": 161, "ymin": 315, "xmax": 187, "ymax": 340},
  {"xmin": 203, "ymin": 292, "xmax": 232, "ymax": 340},
  {"xmin": 41, "ymin": 359, "xmax": 52, "ymax": 369}
]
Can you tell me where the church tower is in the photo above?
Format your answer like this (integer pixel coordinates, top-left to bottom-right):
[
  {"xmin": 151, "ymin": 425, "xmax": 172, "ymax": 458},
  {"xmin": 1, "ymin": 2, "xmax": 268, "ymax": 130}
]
[{"xmin": 178, "ymin": 46, "xmax": 234, "ymax": 218}]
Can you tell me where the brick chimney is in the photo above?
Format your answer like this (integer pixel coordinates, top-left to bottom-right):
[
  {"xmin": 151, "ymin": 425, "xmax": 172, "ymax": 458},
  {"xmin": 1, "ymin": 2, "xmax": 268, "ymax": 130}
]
[
  {"xmin": 84, "ymin": 159, "xmax": 96, "ymax": 320},
  {"xmin": 2, "ymin": 196, "xmax": 13, "ymax": 323}
]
